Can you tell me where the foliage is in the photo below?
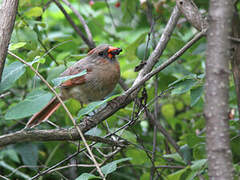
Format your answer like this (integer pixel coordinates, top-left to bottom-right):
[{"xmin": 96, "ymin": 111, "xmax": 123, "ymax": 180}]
[{"xmin": 0, "ymin": 0, "xmax": 239, "ymax": 179}]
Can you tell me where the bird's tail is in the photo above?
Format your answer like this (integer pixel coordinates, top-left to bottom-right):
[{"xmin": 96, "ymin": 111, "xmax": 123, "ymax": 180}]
[{"xmin": 25, "ymin": 96, "xmax": 61, "ymax": 128}]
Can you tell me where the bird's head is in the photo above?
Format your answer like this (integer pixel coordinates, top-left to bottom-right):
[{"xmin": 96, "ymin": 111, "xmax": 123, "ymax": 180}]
[{"xmin": 88, "ymin": 44, "xmax": 122, "ymax": 60}]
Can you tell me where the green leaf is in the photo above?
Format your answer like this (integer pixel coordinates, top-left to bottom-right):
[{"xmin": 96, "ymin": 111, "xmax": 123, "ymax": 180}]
[
  {"xmin": 29, "ymin": 56, "xmax": 46, "ymax": 65},
  {"xmin": 166, "ymin": 166, "xmax": 190, "ymax": 180},
  {"xmin": 9, "ymin": 42, "xmax": 26, "ymax": 51},
  {"xmin": 5, "ymin": 89, "xmax": 53, "ymax": 119},
  {"xmin": 16, "ymin": 143, "xmax": 38, "ymax": 168},
  {"xmin": 126, "ymin": 149, "xmax": 148, "ymax": 165},
  {"xmin": 75, "ymin": 173, "xmax": 100, "ymax": 180},
  {"xmin": 25, "ymin": 7, "xmax": 43, "ymax": 17},
  {"xmin": 0, "ymin": 61, "xmax": 25, "ymax": 93},
  {"xmin": 185, "ymin": 133, "xmax": 204, "ymax": 148},
  {"xmin": 140, "ymin": 172, "xmax": 150, "ymax": 180},
  {"xmin": 171, "ymin": 79, "xmax": 198, "ymax": 95},
  {"xmin": 161, "ymin": 103, "xmax": 175, "ymax": 119},
  {"xmin": 77, "ymin": 94, "xmax": 119, "ymax": 119},
  {"xmin": 193, "ymin": 144, "xmax": 206, "ymax": 160},
  {"xmin": 175, "ymin": 101, "xmax": 184, "ymax": 111},
  {"xmin": 136, "ymin": 43, "xmax": 150, "ymax": 60},
  {"xmin": 16, "ymin": 28, "xmax": 38, "ymax": 49},
  {"xmin": 52, "ymin": 70, "xmax": 87, "ymax": 87},
  {"xmin": 180, "ymin": 144, "xmax": 192, "ymax": 164},
  {"xmin": 0, "ymin": 149, "xmax": 20, "ymax": 163},
  {"xmin": 0, "ymin": 161, "xmax": 31, "ymax": 179},
  {"xmin": 101, "ymin": 158, "xmax": 131, "ymax": 176},
  {"xmin": 47, "ymin": 65, "xmax": 65, "ymax": 82},
  {"xmin": 192, "ymin": 43, "xmax": 206, "ymax": 55},
  {"xmin": 190, "ymin": 86, "xmax": 203, "ymax": 106},
  {"xmin": 169, "ymin": 74, "xmax": 197, "ymax": 87},
  {"xmin": 85, "ymin": 127, "xmax": 102, "ymax": 136},
  {"xmin": 116, "ymin": 130, "xmax": 137, "ymax": 144},
  {"xmin": 125, "ymin": 30, "xmax": 148, "ymax": 60},
  {"xmin": 122, "ymin": 0, "xmax": 139, "ymax": 23},
  {"xmin": 190, "ymin": 159, "xmax": 207, "ymax": 171},
  {"xmin": 163, "ymin": 153, "xmax": 183, "ymax": 163}
]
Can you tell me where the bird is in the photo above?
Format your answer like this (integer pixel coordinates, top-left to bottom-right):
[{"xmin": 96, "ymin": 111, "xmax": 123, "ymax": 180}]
[{"xmin": 26, "ymin": 44, "xmax": 122, "ymax": 128}]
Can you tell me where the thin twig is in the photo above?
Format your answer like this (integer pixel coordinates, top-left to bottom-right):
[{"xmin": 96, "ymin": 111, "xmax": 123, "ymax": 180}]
[
  {"xmin": 49, "ymin": 163, "xmax": 96, "ymax": 173},
  {"xmin": 119, "ymin": 78, "xmax": 129, "ymax": 91},
  {"xmin": 155, "ymin": 165, "xmax": 186, "ymax": 169},
  {"xmin": 150, "ymin": 76, "xmax": 159, "ymax": 180},
  {"xmin": 0, "ymin": 91, "xmax": 11, "ymax": 99},
  {"xmin": 6, "ymin": 165, "xmax": 45, "ymax": 178},
  {"xmin": 0, "ymin": 174, "xmax": 10, "ymax": 180},
  {"xmin": 104, "ymin": 0, "xmax": 116, "ymax": 28},
  {"xmin": 90, "ymin": 148, "xmax": 123, "ymax": 174},
  {"xmin": 229, "ymin": 36, "xmax": 240, "ymax": 43},
  {"xmin": 29, "ymin": 120, "xmax": 132, "ymax": 178},
  {"xmin": 61, "ymin": 0, "xmax": 95, "ymax": 46},
  {"xmin": 144, "ymin": 107, "xmax": 183, "ymax": 160},
  {"xmin": 53, "ymin": 0, "xmax": 95, "ymax": 49},
  {"xmin": 0, "ymin": 161, "xmax": 30, "ymax": 179}
]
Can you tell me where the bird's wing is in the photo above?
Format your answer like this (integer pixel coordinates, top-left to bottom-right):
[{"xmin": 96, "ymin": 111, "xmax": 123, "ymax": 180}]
[{"xmin": 60, "ymin": 59, "xmax": 93, "ymax": 87}]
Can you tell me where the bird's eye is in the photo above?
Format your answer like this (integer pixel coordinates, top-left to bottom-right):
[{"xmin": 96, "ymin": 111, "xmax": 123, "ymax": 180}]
[{"xmin": 98, "ymin": 51, "xmax": 104, "ymax": 56}]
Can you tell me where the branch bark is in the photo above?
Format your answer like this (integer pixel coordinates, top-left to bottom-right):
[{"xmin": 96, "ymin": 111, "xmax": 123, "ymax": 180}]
[
  {"xmin": 176, "ymin": 0, "xmax": 207, "ymax": 31},
  {"xmin": 0, "ymin": 0, "xmax": 19, "ymax": 81},
  {"xmin": 204, "ymin": 0, "xmax": 234, "ymax": 179},
  {"xmin": 0, "ymin": 129, "xmax": 126, "ymax": 147}
]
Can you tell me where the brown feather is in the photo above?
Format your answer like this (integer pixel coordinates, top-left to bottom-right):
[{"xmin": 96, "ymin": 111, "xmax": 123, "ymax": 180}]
[
  {"xmin": 61, "ymin": 69, "xmax": 92, "ymax": 87},
  {"xmin": 25, "ymin": 97, "xmax": 60, "ymax": 128}
]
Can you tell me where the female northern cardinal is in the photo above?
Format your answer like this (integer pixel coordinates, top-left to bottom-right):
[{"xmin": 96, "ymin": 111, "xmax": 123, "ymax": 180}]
[{"xmin": 26, "ymin": 44, "xmax": 122, "ymax": 128}]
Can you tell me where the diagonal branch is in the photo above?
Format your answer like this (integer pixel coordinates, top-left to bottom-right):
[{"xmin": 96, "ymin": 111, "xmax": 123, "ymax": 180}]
[
  {"xmin": 53, "ymin": 0, "xmax": 95, "ymax": 49},
  {"xmin": 132, "ymin": 6, "xmax": 180, "ymax": 93},
  {"xmin": 176, "ymin": 0, "xmax": 208, "ymax": 31},
  {"xmin": 60, "ymin": 0, "xmax": 95, "ymax": 47}
]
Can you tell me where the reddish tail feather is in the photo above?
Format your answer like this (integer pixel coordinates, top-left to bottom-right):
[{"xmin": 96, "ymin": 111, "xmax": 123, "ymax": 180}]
[{"xmin": 25, "ymin": 97, "xmax": 61, "ymax": 128}]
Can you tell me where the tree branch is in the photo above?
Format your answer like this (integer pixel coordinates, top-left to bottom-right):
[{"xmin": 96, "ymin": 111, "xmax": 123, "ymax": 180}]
[
  {"xmin": 53, "ymin": 0, "xmax": 95, "ymax": 49},
  {"xmin": 176, "ymin": 0, "xmax": 208, "ymax": 31},
  {"xmin": 60, "ymin": 0, "xmax": 95, "ymax": 47},
  {"xmin": 204, "ymin": 0, "xmax": 234, "ymax": 179},
  {"xmin": 0, "ymin": 129, "xmax": 126, "ymax": 147},
  {"xmin": 0, "ymin": 0, "xmax": 19, "ymax": 81},
  {"xmin": 132, "ymin": 6, "xmax": 180, "ymax": 94}
]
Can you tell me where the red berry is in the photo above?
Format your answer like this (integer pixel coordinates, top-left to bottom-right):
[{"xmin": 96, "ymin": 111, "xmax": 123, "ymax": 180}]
[
  {"xmin": 115, "ymin": 2, "xmax": 120, "ymax": 8},
  {"xmin": 89, "ymin": 0, "xmax": 94, "ymax": 6}
]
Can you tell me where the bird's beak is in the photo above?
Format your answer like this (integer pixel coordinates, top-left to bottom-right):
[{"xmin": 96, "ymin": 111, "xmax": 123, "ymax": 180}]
[{"xmin": 108, "ymin": 47, "xmax": 122, "ymax": 56}]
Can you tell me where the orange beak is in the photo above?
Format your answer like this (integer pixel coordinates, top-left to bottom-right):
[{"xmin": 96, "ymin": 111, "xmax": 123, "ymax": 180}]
[{"xmin": 108, "ymin": 47, "xmax": 122, "ymax": 58}]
